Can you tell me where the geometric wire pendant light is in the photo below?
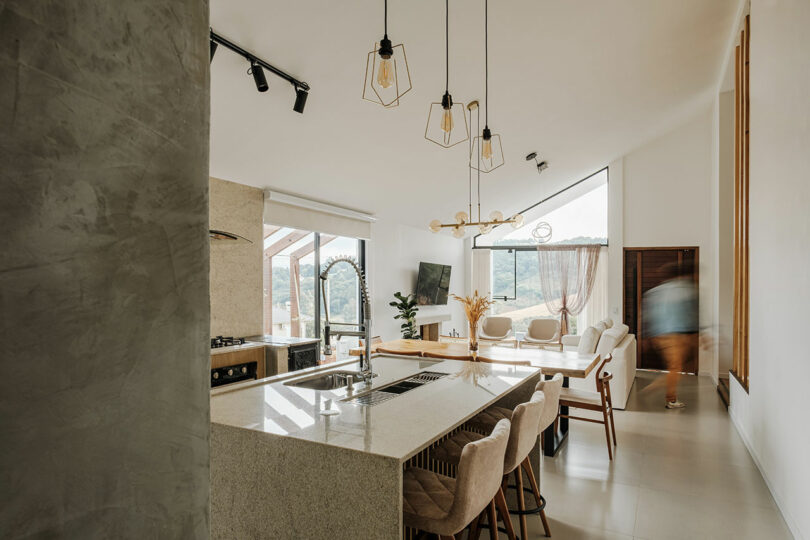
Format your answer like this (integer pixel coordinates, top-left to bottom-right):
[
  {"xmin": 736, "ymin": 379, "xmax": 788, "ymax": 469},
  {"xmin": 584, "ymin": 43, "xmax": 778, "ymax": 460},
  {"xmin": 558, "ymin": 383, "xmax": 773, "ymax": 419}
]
[
  {"xmin": 469, "ymin": 0, "xmax": 504, "ymax": 172},
  {"xmin": 424, "ymin": 0, "xmax": 469, "ymax": 148},
  {"xmin": 362, "ymin": 0, "xmax": 413, "ymax": 108},
  {"xmin": 429, "ymin": 101, "xmax": 522, "ymax": 237}
]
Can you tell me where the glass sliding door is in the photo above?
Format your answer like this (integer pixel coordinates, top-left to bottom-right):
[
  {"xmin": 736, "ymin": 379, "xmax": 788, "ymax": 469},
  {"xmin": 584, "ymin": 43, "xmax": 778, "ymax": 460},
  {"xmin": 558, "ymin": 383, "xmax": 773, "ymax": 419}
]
[{"xmin": 263, "ymin": 227, "xmax": 365, "ymax": 340}]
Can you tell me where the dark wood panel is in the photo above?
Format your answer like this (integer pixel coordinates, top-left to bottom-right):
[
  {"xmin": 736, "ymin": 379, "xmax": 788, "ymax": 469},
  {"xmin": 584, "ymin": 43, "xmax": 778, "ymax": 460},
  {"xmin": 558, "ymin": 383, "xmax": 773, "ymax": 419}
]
[{"xmin": 623, "ymin": 247, "xmax": 699, "ymax": 374}]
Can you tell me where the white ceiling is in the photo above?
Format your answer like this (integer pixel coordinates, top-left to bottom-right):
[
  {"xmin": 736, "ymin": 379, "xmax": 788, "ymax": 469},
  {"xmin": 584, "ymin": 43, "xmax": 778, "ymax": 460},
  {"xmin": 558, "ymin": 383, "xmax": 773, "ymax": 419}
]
[{"xmin": 210, "ymin": 0, "xmax": 738, "ymax": 229}]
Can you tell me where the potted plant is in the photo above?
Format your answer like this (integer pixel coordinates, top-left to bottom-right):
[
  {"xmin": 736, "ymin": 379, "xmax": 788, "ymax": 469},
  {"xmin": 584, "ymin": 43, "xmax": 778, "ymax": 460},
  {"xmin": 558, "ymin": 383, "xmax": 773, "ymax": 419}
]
[{"xmin": 389, "ymin": 292, "xmax": 420, "ymax": 339}]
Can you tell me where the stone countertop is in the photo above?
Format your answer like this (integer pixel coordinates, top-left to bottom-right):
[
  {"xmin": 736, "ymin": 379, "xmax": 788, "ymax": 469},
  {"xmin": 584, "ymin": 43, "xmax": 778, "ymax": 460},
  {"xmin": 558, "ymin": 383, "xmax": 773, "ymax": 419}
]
[
  {"xmin": 209, "ymin": 341, "xmax": 266, "ymax": 356},
  {"xmin": 242, "ymin": 334, "xmax": 320, "ymax": 348},
  {"xmin": 210, "ymin": 355, "xmax": 539, "ymax": 462}
]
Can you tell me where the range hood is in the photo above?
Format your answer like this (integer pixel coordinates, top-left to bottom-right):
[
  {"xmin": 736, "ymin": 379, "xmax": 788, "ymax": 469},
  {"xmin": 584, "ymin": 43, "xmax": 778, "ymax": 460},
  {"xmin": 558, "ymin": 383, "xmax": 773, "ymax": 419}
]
[{"xmin": 209, "ymin": 229, "xmax": 253, "ymax": 245}]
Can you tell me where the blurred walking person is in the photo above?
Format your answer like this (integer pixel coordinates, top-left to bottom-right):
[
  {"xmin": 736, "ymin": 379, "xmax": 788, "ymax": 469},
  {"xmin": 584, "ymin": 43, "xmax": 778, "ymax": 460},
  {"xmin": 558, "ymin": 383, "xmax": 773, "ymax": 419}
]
[{"xmin": 643, "ymin": 262, "xmax": 698, "ymax": 409}]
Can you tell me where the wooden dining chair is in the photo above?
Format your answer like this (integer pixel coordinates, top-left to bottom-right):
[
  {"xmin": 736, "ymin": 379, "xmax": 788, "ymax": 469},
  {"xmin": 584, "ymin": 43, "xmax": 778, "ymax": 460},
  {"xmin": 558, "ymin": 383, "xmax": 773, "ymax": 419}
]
[
  {"xmin": 422, "ymin": 350, "xmax": 474, "ymax": 361},
  {"xmin": 557, "ymin": 354, "xmax": 617, "ymax": 459},
  {"xmin": 376, "ymin": 346, "xmax": 423, "ymax": 357}
]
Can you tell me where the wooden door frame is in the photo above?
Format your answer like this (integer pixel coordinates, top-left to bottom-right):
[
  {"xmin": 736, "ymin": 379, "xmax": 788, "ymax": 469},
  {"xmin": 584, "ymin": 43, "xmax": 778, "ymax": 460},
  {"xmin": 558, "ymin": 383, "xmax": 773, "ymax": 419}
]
[{"xmin": 623, "ymin": 246, "xmax": 700, "ymax": 373}]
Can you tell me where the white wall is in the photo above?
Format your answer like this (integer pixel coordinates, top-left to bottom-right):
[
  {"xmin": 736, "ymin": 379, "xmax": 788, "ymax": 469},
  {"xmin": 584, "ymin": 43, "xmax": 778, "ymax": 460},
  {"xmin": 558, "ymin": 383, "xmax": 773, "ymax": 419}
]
[
  {"xmin": 728, "ymin": 1, "xmax": 810, "ymax": 538},
  {"xmin": 618, "ymin": 108, "xmax": 716, "ymax": 374},
  {"xmin": 368, "ymin": 221, "xmax": 467, "ymax": 341}
]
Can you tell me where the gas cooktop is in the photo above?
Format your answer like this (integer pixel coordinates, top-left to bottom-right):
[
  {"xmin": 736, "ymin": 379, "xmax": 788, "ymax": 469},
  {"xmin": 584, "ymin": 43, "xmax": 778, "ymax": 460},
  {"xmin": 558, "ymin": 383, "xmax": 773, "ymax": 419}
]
[{"xmin": 210, "ymin": 336, "xmax": 247, "ymax": 349}]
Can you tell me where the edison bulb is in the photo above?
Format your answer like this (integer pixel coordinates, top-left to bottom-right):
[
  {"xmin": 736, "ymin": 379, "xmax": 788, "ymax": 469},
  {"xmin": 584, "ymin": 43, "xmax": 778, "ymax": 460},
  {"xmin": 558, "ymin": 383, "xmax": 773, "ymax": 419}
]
[
  {"xmin": 376, "ymin": 57, "xmax": 394, "ymax": 89},
  {"xmin": 429, "ymin": 219, "xmax": 442, "ymax": 233},
  {"xmin": 440, "ymin": 108, "xmax": 454, "ymax": 133},
  {"xmin": 482, "ymin": 138, "xmax": 493, "ymax": 160},
  {"xmin": 511, "ymin": 214, "xmax": 524, "ymax": 228},
  {"xmin": 452, "ymin": 226, "xmax": 465, "ymax": 238},
  {"xmin": 489, "ymin": 210, "xmax": 503, "ymax": 222},
  {"xmin": 454, "ymin": 211, "xmax": 468, "ymax": 224}
]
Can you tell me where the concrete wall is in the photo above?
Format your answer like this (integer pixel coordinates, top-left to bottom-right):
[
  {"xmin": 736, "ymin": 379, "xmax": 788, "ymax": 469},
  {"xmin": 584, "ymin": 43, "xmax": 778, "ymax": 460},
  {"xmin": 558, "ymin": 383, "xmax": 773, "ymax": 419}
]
[
  {"xmin": 210, "ymin": 177, "xmax": 263, "ymax": 338},
  {"xmin": 618, "ymin": 108, "xmax": 716, "ymax": 374},
  {"xmin": 728, "ymin": 1, "xmax": 810, "ymax": 538},
  {"xmin": 0, "ymin": 1, "xmax": 210, "ymax": 537},
  {"xmin": 369, "ymin": 221, "xmax": 467, "ymax": 341}
]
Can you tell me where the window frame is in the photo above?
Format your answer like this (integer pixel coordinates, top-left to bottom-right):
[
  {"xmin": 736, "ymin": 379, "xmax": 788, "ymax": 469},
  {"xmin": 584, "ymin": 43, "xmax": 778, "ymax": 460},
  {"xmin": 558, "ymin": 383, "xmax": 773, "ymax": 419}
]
[{"xmin": 472, "ymin": 166, "xmax": 610, "ymax": 250}]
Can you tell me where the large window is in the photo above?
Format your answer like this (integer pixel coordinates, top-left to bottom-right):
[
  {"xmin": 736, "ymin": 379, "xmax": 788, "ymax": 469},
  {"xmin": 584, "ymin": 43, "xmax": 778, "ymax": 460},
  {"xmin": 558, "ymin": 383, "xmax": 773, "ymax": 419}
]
[
  {"xmin": 263, "ymin": 226, "xmax": 364, "ymax": 339},
  {"xmin": 478, "ymin": 169, "xmax": 608, "ymax": 335}
]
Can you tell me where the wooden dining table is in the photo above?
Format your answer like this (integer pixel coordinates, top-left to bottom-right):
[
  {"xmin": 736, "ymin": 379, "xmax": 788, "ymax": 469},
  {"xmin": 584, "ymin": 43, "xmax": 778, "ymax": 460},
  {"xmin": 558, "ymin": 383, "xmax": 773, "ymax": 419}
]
[{"xmin": 351, "ymin": 338, "xmax": 601, "ymax": 456}]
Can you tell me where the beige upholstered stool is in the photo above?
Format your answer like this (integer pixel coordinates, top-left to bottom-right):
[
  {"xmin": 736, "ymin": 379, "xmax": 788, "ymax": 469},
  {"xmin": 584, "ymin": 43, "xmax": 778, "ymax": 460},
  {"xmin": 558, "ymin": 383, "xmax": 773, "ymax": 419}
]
[
  {"xmin": 464, "ymin": 373, "xmax": 564, "ymax": 537},
  {"xmin": 432, "ymin": 391, "xmax": 546, "ymax": 540},
  {"xmin": 403, "ymin": 419, "xmax": 511, "ymax": 539}
]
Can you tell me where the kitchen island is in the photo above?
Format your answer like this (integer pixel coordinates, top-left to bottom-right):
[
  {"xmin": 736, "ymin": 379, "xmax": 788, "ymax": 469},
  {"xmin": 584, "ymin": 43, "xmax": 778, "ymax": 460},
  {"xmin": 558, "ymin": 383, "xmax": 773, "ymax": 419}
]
[{"xmin": 210, "ymin": 354, "xmax": 542, "ymax": 539}]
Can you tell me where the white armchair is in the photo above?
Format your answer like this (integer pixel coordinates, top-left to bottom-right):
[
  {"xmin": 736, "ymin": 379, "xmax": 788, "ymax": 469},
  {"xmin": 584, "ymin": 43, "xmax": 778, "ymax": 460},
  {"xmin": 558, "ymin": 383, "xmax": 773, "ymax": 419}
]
[
  {"xmin": 520, "ymin": 318, "xmax": 560, "ymax": 348},
  {"xmin": 562, "ymin": 321, "xmax": 637, "ymax": 410},
  {"xmin": 478, "ymin": 316, "xmax": 515, "ymax": 347}
]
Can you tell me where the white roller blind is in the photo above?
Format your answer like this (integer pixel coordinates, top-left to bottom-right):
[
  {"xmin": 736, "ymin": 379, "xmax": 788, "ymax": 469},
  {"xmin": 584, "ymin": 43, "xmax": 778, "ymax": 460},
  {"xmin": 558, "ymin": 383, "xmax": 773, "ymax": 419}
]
[{"xmin": 264, "ymin": 198, "xmax": 372, "ymax": 240}]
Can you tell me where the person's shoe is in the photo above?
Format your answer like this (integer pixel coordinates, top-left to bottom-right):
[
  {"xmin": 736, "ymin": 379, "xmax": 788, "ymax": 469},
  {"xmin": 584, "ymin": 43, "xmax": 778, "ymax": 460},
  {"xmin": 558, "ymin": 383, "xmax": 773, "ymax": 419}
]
[{"xmin": 666, "ymin": 400, "xmax": 686, "ymax": 409}]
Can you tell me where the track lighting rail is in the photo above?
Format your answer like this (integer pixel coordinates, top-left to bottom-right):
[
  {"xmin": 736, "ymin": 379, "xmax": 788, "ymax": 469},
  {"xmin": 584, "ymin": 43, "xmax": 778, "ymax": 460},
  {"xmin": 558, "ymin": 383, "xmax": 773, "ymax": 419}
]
[{"xmin": 210, "ymin": 29, "xmax": 310, "ymax": 92}]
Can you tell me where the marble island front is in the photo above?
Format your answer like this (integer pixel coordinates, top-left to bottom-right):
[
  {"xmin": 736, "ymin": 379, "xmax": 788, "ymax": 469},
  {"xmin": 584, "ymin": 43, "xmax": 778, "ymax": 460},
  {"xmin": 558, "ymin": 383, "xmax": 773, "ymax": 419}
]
[{"xmin": 211, "ymin": 355, "xmax": 542, "ymax": 539}]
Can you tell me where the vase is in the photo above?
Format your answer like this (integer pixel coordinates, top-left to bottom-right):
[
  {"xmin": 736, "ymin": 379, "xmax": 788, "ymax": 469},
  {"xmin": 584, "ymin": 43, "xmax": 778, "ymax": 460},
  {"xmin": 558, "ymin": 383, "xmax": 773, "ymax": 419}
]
[{"xmin": 468, "ymin": 321, "xmax": 479, "ymax": 352}]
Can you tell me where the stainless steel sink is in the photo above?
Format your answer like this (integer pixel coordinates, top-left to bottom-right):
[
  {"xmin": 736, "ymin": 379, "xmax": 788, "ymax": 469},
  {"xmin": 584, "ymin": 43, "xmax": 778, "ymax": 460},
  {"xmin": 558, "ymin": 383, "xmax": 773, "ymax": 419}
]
[{"xmin": 285, "ymin": 371, "xmax": 367, "ymax": 391}]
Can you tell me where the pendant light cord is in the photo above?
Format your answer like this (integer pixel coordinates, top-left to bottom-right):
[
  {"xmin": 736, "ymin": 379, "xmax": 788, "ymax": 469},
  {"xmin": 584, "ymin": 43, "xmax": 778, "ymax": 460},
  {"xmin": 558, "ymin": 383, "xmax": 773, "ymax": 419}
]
[
  {"xmin": 384, "ymin": 0, "xmax": 388, "ymax": 35},
  {"xmin": 484, "ymin": 0, "xmax": 488, "ymax": 127},
  {"xmin": 445, "ymin": 0, "xmax": 449, "ymax": 92}
]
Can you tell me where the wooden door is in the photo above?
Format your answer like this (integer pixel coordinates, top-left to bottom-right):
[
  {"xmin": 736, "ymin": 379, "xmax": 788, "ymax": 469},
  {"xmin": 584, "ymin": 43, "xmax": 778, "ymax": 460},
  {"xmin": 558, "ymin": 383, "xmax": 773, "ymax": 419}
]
[{"xmin": 623, "ymin": 247, "xmax": 699, "ymax": 373}]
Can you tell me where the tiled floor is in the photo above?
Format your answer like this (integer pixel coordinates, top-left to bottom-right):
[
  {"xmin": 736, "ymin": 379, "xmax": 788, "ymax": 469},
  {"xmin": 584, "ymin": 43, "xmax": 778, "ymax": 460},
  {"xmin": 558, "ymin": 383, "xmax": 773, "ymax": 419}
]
[{"xmin": 506, "ymin": 371, "xmax": 792, "ymax": 539}]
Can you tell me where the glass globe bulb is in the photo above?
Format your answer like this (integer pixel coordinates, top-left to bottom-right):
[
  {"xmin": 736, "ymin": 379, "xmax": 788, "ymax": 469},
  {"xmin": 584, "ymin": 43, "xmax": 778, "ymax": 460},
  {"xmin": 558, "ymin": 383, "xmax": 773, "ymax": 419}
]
[
  {"xmin": 511, "ymin": 214, "xmax": 524, "ymax": 228},
  {"xmin": 429, "ymin": 219, "xmax": 442, "ymax": 233},
  {"xmin": 452, "ymin": 226, "xmax": 465, "ymax": 238},
  {"xmin": 489, "ymin": 210, "xmax": 503, "ymax": 222},
  {"xmin": 455, "ymin": 211, "xmax": 469, "ymax": 224},
  {"xmin": 479, "ymin": 223, "xmax": 493, "ymax": 234}
]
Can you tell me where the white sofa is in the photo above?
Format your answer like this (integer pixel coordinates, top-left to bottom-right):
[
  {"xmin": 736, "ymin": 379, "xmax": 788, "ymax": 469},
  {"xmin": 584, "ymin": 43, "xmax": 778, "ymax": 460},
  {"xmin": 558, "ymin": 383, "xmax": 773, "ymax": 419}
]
[{"xmin": 561, "ymin": 319, "xmax": 637, "ymax": 410}]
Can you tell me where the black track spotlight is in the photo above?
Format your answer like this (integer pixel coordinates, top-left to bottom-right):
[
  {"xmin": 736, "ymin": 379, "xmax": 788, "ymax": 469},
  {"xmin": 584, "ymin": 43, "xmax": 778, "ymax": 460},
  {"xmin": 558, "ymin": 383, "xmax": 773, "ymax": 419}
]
[
  {"xmin": 293, "ymin": 87, "xmax": 308, "ymax": 114},
  {"xmin": 210, "ymin": 40, "xmax": 217, "ymax": 62},
  {"xmin": 526, "ymin": 151, "xmax": 549, "ymax": 175},
  {"xmin": 249, "ymin": 61, "xmax": 269, "ymax": 92}
]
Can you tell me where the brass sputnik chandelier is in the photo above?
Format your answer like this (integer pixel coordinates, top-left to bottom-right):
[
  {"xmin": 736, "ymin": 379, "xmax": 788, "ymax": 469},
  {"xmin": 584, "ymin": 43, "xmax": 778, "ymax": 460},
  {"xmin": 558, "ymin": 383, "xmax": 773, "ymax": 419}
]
[{"xmin": 429, "ymin": 101, "xmax": 523, "ymax": 238}]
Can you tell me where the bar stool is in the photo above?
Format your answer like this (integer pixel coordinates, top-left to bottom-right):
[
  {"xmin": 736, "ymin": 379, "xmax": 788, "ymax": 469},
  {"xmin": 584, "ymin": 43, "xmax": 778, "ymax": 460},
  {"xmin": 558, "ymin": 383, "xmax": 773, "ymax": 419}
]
[
  {"xmin": 402, "ymin": 419, "xmax": 511, "ymax": 540},
  {"xmin": 465, "ymin": 373, "xmax": 564, "ymax": 537},
  {"xmin": 432, "ymin": 391, "xmax": 546, "ymax": 540}
]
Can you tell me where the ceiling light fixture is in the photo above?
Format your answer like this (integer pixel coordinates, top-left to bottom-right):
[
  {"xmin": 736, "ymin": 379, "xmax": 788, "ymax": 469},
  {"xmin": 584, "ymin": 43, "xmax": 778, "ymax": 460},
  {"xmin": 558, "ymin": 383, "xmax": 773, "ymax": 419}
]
[
  {"xmin": 210, "ymin": 29, "xmax": 311, "ymax": 113},
  {"xmin": 469, "ymin": 0, "xmax": 504, "ymax": 173},
  {"xmin": 362, "ymin": 0, "xmax": 412, "ymax": 108},
  {"xmin": 429, "ymin": 101, "xmax": 523, "ymax": 237},
  {"xmin": 424, "ymin": 0, "xmax": 468, "ymax": 148},
  {"xmin": 526, "ymin": 152, "xmax": 549, "ymax": 175}
]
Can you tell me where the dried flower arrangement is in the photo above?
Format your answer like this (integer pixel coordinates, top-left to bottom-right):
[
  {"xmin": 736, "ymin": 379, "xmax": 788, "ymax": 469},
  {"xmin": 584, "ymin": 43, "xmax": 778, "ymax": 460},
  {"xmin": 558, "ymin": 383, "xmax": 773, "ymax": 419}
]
[{"xmin": 451, "ymin": 290, "xmax": 494, "ymax": 351}]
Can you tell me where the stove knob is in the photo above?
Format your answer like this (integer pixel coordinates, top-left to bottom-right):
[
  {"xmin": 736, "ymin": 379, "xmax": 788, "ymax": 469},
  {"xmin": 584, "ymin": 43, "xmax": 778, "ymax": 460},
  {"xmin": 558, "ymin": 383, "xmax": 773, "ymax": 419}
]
[
  {"xmin": 227, "ymin": 369, "xmax": 234, "ymax": 376},
  {"xmin": 213, "ymin": 372, "xmax": 220, "ymax": 379},
  {"xmin": 241, "ymin": 366, "xmax": 247, "ymax": 374}
]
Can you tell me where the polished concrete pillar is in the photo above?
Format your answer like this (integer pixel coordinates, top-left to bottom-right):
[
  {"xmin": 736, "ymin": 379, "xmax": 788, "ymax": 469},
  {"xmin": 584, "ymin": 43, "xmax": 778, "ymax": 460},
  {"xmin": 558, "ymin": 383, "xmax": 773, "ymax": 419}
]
[{"xmin": 0, "ymin": 0, "xmax": 210, "ymax": 536}]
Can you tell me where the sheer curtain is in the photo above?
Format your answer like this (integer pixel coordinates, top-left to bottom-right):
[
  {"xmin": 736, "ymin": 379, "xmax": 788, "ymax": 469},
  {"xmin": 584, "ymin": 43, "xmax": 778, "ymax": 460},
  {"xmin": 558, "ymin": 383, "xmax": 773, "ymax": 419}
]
[
  {"xmin": 537, "ymin": 245, "xmax": 601, "ymax": 335},
  {"xmin": 583, "ymin": 247, "xmax": 609, "ymax": 330}
]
